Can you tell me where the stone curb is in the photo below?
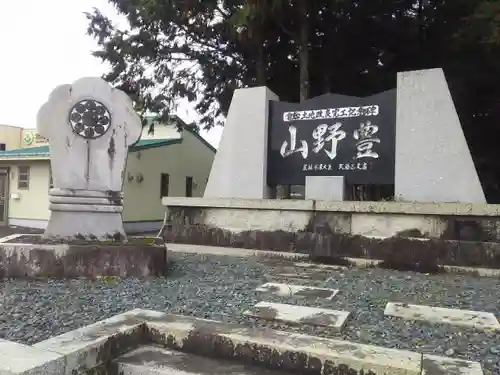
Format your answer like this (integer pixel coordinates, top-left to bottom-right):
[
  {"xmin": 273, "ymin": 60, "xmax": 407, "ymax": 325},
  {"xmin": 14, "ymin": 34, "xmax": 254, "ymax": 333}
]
[
  {"xmin": 2, "ymin": 234, "xmax": 498, "ymax": 278},
  {"xmin": 0, "ymin": 309, "xmax": 484, "ymax": 374},
  {"xmin": 0, "ymin": 309, "xmax": 150, "ymax": 375}
]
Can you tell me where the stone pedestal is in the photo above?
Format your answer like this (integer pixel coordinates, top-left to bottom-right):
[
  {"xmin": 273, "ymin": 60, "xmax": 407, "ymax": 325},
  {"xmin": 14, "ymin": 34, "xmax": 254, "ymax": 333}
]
[
  {"xmin": 37, "ymin": 77, "xmax": 142, "ymax": 240},
  {"xmin": 46, "ymin": 189, "xmax": 125, "ymax": 239}
]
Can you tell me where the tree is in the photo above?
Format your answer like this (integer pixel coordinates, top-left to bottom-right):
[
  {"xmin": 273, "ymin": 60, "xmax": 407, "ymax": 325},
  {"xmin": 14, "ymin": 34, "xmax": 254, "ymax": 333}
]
[
  {"xmin": 86, "ymin": 0, "xmax": 252, "ymax": 129},
  {"xmin": 467, "ymin": 0, "xmax": 500, "ymax": 45},
  {"xmin": 87, "ymin": 0, "xmax": 500, "ymax": 201}
]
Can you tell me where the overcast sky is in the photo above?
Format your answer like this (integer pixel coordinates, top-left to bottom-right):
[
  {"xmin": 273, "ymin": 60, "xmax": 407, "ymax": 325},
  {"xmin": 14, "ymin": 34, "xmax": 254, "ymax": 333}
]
[{"xmin": 0, "ymin": 0, "xmax": 223, "ymax": 148}]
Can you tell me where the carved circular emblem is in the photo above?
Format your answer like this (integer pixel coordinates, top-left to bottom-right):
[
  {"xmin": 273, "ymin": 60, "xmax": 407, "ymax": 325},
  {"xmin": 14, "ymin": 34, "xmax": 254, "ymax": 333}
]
[{"xmin": 68, "ymin": 100, "xmax": 111, "ymax": 139}]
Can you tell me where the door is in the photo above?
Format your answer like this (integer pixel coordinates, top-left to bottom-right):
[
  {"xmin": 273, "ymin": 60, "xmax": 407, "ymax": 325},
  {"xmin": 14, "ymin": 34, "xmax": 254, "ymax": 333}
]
[{"xmin": 0, "ymin": 169, "xmax": 9, "ymax": 226}]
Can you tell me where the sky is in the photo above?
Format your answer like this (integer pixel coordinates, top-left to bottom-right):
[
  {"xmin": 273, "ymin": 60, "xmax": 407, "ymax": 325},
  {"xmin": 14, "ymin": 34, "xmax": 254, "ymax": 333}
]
[{"xmin": 0, "ymin": 0, "xmax": 223, "ymax": 148}]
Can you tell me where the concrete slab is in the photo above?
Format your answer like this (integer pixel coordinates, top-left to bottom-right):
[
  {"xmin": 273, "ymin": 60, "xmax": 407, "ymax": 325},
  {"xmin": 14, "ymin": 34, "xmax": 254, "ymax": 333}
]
[
  {"xmin": 384, "ymin": 302, "xmax": 500, "ymax": 331},
  {"xmin": 33, "ymin": 309, "xmax": 148, "ymax": 375},
  {"xmin": 115, "ymin": 345, "xmax": 294, "ymax": 374},
  {"xmin": 264, "ymin": 275, "xmax": 331, "ymax": 286},
  {"xmin": 255, "ymin": 282, "xmax": 339, "ymax": 299},
  {"xmin": 146, "ymin": 313, "xmax": 422, "ymax": 375},
  {"xmin": 275, "ymin": 272, "xmax": 319, "ymax": 279},
  {"xmin": 267, "ymin": 273, "xmax": 324, "ymax": 281},
  {"xmin": 293, "ymin": 261, "xmax": 347, "ymax": 270},
  {"xmin": 267, "ymin": 269, "xmax": 331, "ymax": 280},
  {"xmin": 0, "ymin": 234, "xmax": 25, "ymax": 244},
  {"xmin": 0, "ymin": 339, "xmax": 66, "ymax": 375},
  {"xmin": 168, "ymin": 243, "xmax": 308, "ymax": 260},
  {"xmin": 422, "ymin": 354, "xmax": 484, "ymax": 375},
  {"xmin": 243, "ymin": 301, "xmax": 350, "ymax": 331}
]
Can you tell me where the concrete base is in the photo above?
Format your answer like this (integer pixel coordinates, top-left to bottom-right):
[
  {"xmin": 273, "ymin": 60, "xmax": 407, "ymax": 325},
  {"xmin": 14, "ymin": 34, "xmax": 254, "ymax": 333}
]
[
  {"xmin": 0, "ymin": 309, "xmax": 483, "ymax": 375},
  {"xmin": 45, "ymin": 188, "xmax": 126, "ymax": 240},
  {"xmin": 0, "ymin": 234, "xmax": 168, "ymax": 278},
  {"xmin": 163, "ymin": 197, "xmax": 500, "ymax": 271},
  {"xmin": 45, "ymin": 211, "xmax": 126, "ymax": 240},
  {"xmin": 305, "ymin": 176, "xmax": 344, "ymax": 200}
]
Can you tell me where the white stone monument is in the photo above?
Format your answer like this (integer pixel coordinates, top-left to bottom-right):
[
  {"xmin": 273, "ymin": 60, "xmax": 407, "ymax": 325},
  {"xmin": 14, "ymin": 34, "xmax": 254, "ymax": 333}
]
[
  {"xmin": 394, "ymin": 68, "xmax": 485, "ymax": 203},
  {"xmin": 204, "ymin": 86, "xmax": 278, "ymax": 199},
  {"xmin": 37, "ymin": 77, "xmax": 142, "ymax": 240}
]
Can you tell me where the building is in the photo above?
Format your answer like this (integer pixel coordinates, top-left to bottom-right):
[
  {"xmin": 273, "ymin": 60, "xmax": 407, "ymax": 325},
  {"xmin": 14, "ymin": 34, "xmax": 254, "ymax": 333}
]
[{"xmin": 0, "ymin": 119, "xmax": 216, "ymax": 232}]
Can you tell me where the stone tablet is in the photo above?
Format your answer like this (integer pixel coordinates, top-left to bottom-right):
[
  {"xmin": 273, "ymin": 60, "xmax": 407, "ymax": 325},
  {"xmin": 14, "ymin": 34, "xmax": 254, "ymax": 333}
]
[{"xmin": 37, "ymin": 77, "xmax": 142, "ymax": 239}]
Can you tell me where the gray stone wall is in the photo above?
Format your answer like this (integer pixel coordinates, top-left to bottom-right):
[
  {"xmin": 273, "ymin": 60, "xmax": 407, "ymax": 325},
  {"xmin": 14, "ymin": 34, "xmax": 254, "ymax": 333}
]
[{"xmin": 162, "ymin": 198, "xmax": 500, "ymax": 269}]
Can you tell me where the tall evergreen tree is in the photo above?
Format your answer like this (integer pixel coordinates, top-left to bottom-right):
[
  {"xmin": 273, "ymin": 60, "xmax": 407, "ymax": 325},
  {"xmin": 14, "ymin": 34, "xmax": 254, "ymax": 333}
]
[{"xmin": 86, "ymin": 0, "xmax": 500, "ymax": 201}]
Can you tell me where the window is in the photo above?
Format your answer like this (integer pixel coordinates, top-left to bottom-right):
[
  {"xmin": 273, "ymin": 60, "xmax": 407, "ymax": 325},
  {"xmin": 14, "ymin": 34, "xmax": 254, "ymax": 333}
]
[
  {"xmin": 185, "ymin": 176, "xmax": 193, "ymax": 197},
  {"xmin": 18, "ymin": 166, "xmax": 30, "ymax": 189},
  {"xmin": 0, "ymin": 143, "xmax": 5, "ymax": 151},
  {"xmin": 160, "ymin": 173, "xmax": 169, "ymax": 197},
  {"xmin": 49, "ymin": 167, "xmax": 54, "ymax": 189}
]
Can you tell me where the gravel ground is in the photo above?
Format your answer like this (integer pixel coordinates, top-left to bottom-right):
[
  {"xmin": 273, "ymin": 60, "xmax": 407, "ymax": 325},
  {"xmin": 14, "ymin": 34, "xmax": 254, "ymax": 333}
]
[{"xmin": 1, "ymin": 252, "xmax": 499, "ymax": 374}]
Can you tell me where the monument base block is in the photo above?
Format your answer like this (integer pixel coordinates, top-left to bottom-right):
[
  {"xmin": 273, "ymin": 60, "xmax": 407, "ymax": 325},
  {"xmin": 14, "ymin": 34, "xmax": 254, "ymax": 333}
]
[
  {"xmin": 45, "ymin": 189, "xmax": 126, "ymax": 240},
  {"xmin": 0, "ymin": 235, "xmax": 169, "ymax": 278}
]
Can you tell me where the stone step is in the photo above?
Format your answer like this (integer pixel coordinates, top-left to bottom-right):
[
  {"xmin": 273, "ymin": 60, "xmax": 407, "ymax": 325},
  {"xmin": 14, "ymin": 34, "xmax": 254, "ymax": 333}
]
[
  {"xmin": 147, "ymin": 312, "xmax": 484, "ymax": 375},
  {"xmin": 114, "ymin": 345, "xmax": 293, "ymax": 375},
  {"xmin": 255, "ymin": 282, "xmax": 339, "ymax": 299},
  {"xmin": 0, "ymin": 309, "xmax": 484, "ymax": 374},
  {"xmin": 384, "ymin": 302, "xmax": 500, "ymax": 331},
  {"xmin": 243, "ymin": 301, "xmax": 350, "ymax": 331}
]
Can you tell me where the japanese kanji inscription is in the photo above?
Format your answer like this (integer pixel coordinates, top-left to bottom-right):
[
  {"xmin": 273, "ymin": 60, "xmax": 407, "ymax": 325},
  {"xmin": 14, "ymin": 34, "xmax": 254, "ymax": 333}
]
[{"xmin": 267, "ymin": 90, "xmax": 396, "ymax": 186}]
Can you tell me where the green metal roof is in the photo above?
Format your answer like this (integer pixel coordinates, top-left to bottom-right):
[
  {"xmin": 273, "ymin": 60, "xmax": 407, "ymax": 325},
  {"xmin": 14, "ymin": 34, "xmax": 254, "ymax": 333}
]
[
  {"xmin": 0, "ymin": 145, "xmax": 50, "ymax": 157},
  {"xmin": 0, "ymin": 138, "xmax": 181, "ymax": 159}
]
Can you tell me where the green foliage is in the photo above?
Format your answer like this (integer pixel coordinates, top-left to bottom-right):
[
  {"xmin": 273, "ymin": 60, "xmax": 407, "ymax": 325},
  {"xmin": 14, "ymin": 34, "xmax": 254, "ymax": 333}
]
[
  {"xmin": 86, "ymin": 0, "xmax": 500, "ymax": 201},
  {"xmin": 86, "ymin": 0, "xmax": 239, "ymax": 128},
  {"xmin": 468, "ymin": 0, "xmax": 500, "ymax": 44}
]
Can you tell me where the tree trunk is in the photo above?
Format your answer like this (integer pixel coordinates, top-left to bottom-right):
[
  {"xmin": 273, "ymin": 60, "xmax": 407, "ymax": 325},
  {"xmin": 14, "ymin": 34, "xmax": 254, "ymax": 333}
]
[
  {"xmin": 256, "ymin": 46, "xmax": 266, "ymax": 85},
  {"xmin": 283, "ymin": 0, "xmax": 309, "ymax": 199},
  {"xmin": 255, "ymin": 26, "xmax": 266, "ymax": 86},
  {"xmin": 298, "ymin": 0, "xmax": 309, "ymax": 102},
  {"xmin": 418, "ymin": 0, "xmax": 425, "ymax": 52}
]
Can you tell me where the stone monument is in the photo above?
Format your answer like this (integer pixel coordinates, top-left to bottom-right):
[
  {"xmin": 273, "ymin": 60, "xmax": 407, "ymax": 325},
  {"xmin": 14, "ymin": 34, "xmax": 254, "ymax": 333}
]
[
  {"xmin": 37, "ymin": 77, "xmax": 142, "ymax": 240},
  {"xmin": 204, "ymin": 68, "xmax": 486, "ymax": 203}
]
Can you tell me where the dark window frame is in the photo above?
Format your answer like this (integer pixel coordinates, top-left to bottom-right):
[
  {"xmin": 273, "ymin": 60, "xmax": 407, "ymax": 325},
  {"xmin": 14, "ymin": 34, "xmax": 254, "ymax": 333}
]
[
  {"xmin": 160, "ymin": 173, "xmax": 170, "ymax": 197},
  {"xmin": 18, "ymin": 166, "xmax": 30, "ymax": 190},
  {"xmin": 185, "ymin": 176, "xmax": 193, "ymax": 197}
]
